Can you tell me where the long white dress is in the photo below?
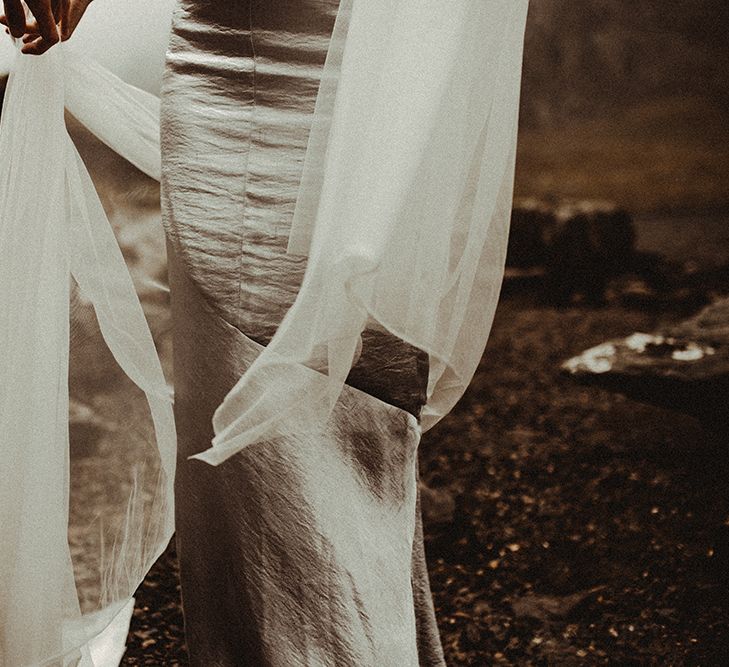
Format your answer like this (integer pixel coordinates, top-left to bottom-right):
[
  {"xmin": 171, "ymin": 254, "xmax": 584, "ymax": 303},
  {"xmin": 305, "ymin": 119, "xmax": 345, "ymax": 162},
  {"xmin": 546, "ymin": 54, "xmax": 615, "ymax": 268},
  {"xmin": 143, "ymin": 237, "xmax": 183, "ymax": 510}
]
[
  {"xmin": 162, "ymin": 2, "xmax": 454, "ymax": 663},
  {"xmin": 0, "ymin": 0, "xmax": 528, "ymax": 664}
]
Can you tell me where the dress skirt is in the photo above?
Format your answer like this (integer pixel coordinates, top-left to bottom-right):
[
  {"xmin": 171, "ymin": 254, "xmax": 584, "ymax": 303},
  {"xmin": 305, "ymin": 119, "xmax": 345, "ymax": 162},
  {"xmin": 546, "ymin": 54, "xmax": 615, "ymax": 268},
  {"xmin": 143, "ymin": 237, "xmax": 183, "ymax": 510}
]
[{"xmin": 161, "ymin": 1, "xmax": 445, "ymax": 664}]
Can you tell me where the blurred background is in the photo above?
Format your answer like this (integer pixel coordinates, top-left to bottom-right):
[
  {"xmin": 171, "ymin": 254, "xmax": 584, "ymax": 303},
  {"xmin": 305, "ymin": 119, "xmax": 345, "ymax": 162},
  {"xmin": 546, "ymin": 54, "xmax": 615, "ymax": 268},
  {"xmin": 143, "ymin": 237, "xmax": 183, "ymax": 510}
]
[
  {"xmin": 518, "ymin": 0, "xmax": 728, "ymax": 216},
  {"xmin": 1, "ymin": 0, "xmax": 728, "ymax": 665}
]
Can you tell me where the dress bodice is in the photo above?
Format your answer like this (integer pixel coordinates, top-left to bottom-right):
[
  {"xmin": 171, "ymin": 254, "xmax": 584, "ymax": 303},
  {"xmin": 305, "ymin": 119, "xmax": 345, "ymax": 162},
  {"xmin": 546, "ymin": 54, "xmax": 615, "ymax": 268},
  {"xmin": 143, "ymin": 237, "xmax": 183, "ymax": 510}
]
[
  {"xmin": 162, "ymin": 0, "xmax": 340, "ymax": 339},
  {"xmin": 161, "ymin": 0, "xmax": 428, "ymax": 415}
]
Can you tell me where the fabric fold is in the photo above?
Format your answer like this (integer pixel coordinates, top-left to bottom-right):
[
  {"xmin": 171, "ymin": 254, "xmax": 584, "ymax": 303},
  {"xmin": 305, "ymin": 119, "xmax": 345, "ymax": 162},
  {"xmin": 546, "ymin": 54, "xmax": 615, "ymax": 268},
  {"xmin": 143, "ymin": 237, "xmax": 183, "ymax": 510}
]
[
  {"xmin": 206, "ymin": 0, "xmax": 530, "ymax": 465},
  {"xmin": 0, "ymin": 38, "xmax": 174, "ymax": 665}
]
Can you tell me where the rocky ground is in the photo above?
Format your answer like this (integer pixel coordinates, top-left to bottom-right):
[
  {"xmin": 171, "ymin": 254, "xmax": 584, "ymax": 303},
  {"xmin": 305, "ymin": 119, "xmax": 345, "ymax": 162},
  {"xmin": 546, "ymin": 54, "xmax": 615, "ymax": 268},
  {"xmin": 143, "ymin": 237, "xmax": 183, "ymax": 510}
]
[
  {"xmin": 121, "ymin": 277, "xmax": 729, "ymax": 665},
  {"xmin": 421, "ymin": 291, "xmax": 729, "ymax": 666}
]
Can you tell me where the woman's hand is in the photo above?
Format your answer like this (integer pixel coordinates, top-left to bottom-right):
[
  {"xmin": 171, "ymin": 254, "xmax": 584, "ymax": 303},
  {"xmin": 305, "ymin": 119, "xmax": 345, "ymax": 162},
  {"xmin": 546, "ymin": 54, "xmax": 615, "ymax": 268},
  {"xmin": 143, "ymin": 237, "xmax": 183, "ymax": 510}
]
[{"xmin": 1, "ymin": 0, "xmax": 94, "ymax": 54}]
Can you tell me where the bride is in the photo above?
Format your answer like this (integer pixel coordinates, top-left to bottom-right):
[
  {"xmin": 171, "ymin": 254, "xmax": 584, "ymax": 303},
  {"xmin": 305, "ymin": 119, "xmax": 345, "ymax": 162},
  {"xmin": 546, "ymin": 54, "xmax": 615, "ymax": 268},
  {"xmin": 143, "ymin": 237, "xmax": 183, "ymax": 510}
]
[{"xmin": 0, "ymin": 0, "xmax": 528, "ymax": 664}]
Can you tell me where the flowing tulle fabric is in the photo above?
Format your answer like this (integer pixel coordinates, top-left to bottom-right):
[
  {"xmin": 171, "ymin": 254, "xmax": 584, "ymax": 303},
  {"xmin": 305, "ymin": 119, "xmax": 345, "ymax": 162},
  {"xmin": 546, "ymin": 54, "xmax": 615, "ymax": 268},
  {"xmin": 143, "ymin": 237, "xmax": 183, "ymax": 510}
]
[
  {"xmin": 204, "ymin": 0, "xmax": 530, "ymax": 464},
  {"xmin": 0, "ymin": 40, "xmax": 174, "ymax": 666},
  {"xmin": 0, "ymin": 0, "xmax": 528, "ymax": 661}
]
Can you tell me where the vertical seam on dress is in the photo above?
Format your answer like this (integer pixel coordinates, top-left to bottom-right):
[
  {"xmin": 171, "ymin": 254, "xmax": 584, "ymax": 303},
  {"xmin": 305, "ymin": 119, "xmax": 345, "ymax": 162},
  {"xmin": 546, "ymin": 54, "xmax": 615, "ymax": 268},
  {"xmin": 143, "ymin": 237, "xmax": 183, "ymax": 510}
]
[
  {"xmin": 159, "ymin": 7, "xmax": 188, "ymax": 266},
  {"xmin": 235, "ymin": 2, "xmax": 259, "ymax": 332}
]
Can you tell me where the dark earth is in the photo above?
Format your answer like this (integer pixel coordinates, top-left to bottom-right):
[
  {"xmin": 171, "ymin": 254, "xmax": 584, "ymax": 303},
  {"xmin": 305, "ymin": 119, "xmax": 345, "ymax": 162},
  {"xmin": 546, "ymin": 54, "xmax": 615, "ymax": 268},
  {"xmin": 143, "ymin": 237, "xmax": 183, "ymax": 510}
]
[{"xmin": 121, "ymin": 275, "xmax": 729, "ymax": 666}]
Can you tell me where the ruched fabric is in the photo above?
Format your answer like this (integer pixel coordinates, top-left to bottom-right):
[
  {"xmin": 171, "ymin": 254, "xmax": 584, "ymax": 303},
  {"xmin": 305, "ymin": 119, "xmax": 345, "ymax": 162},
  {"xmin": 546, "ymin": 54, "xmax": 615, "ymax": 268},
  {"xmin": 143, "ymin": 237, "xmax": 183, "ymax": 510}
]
[{"xmin": 162, "ymin": 1, "xmax": 445, "ymax": 664}]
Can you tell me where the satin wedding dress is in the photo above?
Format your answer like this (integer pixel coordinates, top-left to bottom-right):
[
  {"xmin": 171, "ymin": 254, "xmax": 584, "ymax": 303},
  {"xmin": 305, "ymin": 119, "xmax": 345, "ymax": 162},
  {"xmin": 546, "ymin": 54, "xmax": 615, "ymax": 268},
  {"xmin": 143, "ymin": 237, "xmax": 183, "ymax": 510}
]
[
  {"xmin": 0, "ymin": 0, "xmax": 528, "ymax": 664},
  {"xmin": 162, "ymin": 2, "xmax": 443, "ymax": 664}
]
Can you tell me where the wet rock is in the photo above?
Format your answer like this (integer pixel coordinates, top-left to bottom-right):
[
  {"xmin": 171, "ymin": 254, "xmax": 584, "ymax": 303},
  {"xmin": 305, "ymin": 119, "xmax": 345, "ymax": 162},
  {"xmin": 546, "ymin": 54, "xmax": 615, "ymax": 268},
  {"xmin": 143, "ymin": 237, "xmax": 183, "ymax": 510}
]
[
  {"xmin": 507, "ymin": 199, "xmax": 636, "ymax": 304},
  {"xmin": 562, "ymin": 298, "xmax": 729, "ymax": 432},
  {"xmin": 507, "ymin": 200, "xmax": 556, "ymax": 268},
  {"xmin": 545, "ymin": 201, "xmax": 635, "ymax": 305},
  {"xmin": 670, "ymin": 297, "xmax": 729, "ymax": 344}
]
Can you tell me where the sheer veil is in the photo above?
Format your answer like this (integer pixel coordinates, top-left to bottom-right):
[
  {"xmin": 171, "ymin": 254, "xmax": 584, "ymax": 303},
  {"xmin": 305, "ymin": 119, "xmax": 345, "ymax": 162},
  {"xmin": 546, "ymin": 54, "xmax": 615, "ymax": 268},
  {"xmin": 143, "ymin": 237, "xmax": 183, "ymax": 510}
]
[
  {"xmin": 0, "ymin": 3, "xmax": 175, "ymax": 664},
  {"xmin": 0, "ymin": 0, "xmax": 528, "ymax": 662},
  {"xmin": 205, "ymin": 0, "xmax": 530, "ymax": 464}
]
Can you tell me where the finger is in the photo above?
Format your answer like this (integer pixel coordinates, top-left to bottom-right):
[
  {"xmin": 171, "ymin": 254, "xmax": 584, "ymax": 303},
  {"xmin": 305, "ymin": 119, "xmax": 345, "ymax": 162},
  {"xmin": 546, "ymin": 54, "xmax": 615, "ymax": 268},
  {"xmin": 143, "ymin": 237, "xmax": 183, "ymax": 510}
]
[
  {"xmin": 25, "ymin": 0, "xmax": 59, "ymax": 46},
  {"xmin": 56, "ymin": 0, "xmax": 71, "ymax": 34},
  {"xmin": 61, "ymin": 0, "xmax": 91, "ymax": 41},
  {"xmin": 60, "ymin": 0, "xmax": 71, "ymax": 40},
  {"xmin": 23, "ymin": 29, "xmax": 41, "ymax": 43},
  {"xmin": 2, "ymin": 0, "xmax": 26, "ymax": 38},
  {"xmin": 20, "ymin": 34, "xmax": 54, "ymax": 55},
  {"xmin": 21, "ymin": 19, "xmax": 39, "ymax": 33},
  {"xmin": 50, "ymin": 0, "xmax": 61, "ymax": 22},
  {"xmin": 20, "ymin": 35, "xmax": 44, "ymax": 54}
]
